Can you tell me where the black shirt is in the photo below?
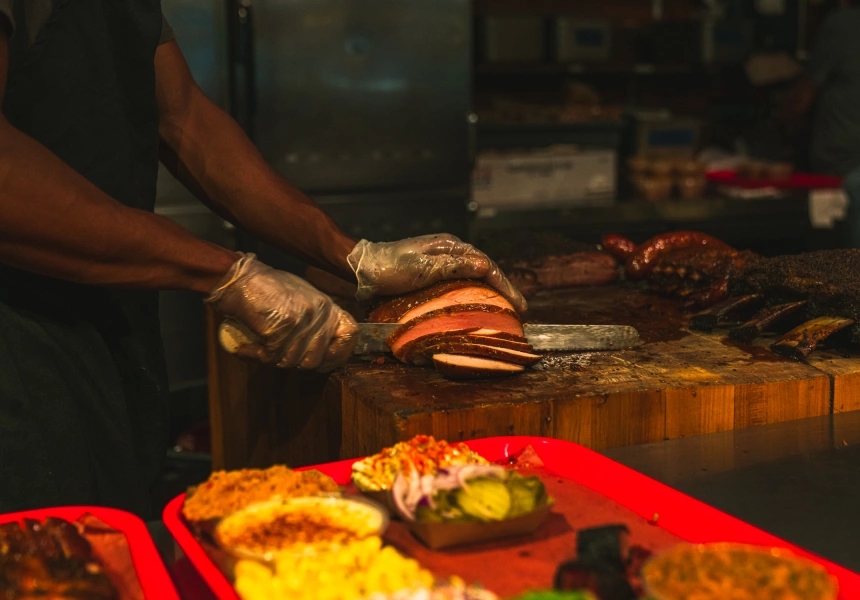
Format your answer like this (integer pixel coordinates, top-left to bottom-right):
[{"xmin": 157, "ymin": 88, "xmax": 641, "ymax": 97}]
[{"xmin": 0, "ymin": 0, "xmax": 174, "ymax": 47}]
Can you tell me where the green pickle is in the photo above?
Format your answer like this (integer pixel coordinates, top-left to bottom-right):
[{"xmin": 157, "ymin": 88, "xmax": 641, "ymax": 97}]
[
  {"xmin": 414, "ymin": 505, "xmax": 444, "ymax": 523},
  {"xmin": 509, "ymin": 592, "xmax": 597, "ymax": 600},
  {"xmin": 507, "ymin": 474, "xmax": 546, "ymax": 517},
  {"xmin": 455, "ymin": 478, "xmax": 512, "ymax": 521},
  {"xmin": 414, "ymin": 471, "xmax": 549, "ymax": 523}
]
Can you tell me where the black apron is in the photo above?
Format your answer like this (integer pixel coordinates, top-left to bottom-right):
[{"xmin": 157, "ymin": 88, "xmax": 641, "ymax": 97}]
[{"xmin": 0, "ymin": 0, "xmax": 168, "ymax": 518}]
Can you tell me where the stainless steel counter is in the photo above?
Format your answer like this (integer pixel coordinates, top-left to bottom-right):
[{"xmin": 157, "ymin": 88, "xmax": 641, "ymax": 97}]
[{"xmin": 603, "ymin": 412, "xmax": 860, "ymax": 572}]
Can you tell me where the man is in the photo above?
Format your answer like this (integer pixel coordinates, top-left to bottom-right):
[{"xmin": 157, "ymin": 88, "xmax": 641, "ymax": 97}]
[
  {"xmin": 781, "ymin": 0, "xmax": 860, "ymax": 177},
  {"xmin": 777, "ymin": 0, "xmax": 860, "ymax": 245},
  {"xmin": 0, "ymin": 2, "xmax": 525, "ymax": 517}
]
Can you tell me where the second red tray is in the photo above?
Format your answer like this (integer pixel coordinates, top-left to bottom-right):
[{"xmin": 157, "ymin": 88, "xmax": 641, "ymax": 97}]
[{"xmin": 0, "ymin": 505, "xmax": 179, "ymax": 599}]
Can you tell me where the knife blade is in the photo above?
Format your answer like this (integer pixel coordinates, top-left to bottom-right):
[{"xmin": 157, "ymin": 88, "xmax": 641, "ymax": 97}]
[
  {"xmin": 219, "ymin": 320, "xmax": 640, "ymax": 356},
  {"xmin": 353, "ymin": 323, "xmax": 639, "ymax": 354}
]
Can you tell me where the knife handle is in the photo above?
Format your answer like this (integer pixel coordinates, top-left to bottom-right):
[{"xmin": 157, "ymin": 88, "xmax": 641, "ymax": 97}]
[{"xmin": 218, "ymin": 319, "xmax": 262, "ymax": 354}]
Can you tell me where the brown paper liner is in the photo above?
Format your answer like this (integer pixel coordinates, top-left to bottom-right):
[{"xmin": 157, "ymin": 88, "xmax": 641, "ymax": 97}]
[{"xmin": 76, "ymin": 513, "xmax": 145, "ymax": 600}]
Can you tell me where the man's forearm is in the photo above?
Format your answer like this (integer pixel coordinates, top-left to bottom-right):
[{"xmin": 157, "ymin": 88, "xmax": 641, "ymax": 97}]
[
  {"xmin": 156, "ymin": 43, "xmax": 357, "ymax": 282},
  {"xmin": 0, "ymin": 118, "xmax": 237, "ymax": 294}
]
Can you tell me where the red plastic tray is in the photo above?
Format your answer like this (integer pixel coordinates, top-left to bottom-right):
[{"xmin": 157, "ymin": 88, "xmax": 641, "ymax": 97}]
[
  {"xmin": 0, "ymin": 505, "xmax": 179, "ymax": 599},
  {"xmin": 163, "ymin": 436, "xmax": 860, "ymax": 599},
  {"xmin": 707, "ymin": 169, "xmax": 843, "ymax": 190}
]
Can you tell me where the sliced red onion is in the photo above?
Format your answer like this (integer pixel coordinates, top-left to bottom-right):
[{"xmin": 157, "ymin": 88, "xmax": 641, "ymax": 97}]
[{"xmin": 392, "ymin": 465, "xmax": 509, "ymax": 521}]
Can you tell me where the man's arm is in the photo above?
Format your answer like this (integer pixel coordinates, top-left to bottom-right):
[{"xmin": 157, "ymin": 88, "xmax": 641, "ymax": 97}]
[
  {"xmin": 154, "ymin": 41, "xmax": 357, "ymax": 283},
  {"xmin": 0, "ymin": 29, "xmax": 237, "ymax": 294}
]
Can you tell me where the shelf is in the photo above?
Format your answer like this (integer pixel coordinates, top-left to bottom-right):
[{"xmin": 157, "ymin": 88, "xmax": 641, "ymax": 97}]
[
  {"xmin": 469, "ymin": 194, "xmax": 815, "ymax": 250},
  {"xmin": 475, "ymin": 62, "xmax": 693, "ymax": 76}
]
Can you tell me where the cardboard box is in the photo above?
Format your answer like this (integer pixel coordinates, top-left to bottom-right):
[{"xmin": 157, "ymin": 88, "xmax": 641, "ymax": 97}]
[{"xmin": 471, "ymin": 147, "xmax": 616, "ymax": 211}]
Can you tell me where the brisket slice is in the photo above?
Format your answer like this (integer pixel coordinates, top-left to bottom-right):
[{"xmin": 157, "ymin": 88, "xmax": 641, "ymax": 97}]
[
  {"xmin": 419, "ymin": 342, "xmax": 540, "ymax": 366},
  {"xmin": 468, "ymin": 329, "xmax": 529, "ymax": 342},
  {"xmin": 394, "ymin": 285, "xmax": 511, "ymax": 325},
  {"xmin": 388, "ymin": 304, "xmax": 524, "ymax": 358},
  {"xmin": 396, "ymin": 331, "xmax": 534, "ymax": 364},
  {"xmin": 432, "ymin": 354, "xmax": 526, "ymax": 379},
  {"xmin": 368, "ymin": 280, "xmax": 502, "ymax": 323},
  {"xmin": 373, "ymin": 280, "xmax": 536, "ymax": 378}
]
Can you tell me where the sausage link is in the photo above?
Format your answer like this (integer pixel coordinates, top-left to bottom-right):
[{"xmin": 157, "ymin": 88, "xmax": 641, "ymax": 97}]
[
  {"xmin": 625, "ymin": 231, "xmax": 731, "ymax": 280},
  {"xmin": 601, "ymin": 234, "xmax": 638, "ymax": 261}
]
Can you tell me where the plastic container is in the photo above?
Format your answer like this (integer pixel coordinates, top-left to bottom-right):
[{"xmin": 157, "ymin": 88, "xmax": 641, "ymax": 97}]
[
  {"xmin": 677, "ymin": 175, "xmax": 707, "ymax": 200},
  {"xmin": 0, "ymin": 506, "xmax": 179, "ymax": 599},
  {"xmin": 636, "ymin": 176, "xmax": 673, "ymax": 203},
  {"xmin": 215, "ymin": 496, "xmax": 389, "ymax": 562},
  {"xmin": 674, "ymin": 158, "xmax": 706, "ymax": 177}
]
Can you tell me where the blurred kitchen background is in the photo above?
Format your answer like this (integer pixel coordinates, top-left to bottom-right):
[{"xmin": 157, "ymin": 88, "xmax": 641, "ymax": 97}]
[{"xmin": 154, "ymin": 0, "xmax": 849, "ymax": 493}]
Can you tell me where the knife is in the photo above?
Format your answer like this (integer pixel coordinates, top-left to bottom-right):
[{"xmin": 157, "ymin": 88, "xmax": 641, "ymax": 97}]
[{"xmin": 218, "ymin": 320, "xmax": 640, "ymax": 355}]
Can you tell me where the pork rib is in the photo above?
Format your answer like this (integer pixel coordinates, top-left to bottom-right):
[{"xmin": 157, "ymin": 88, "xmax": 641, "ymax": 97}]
[
  {"xmin": 729, "ymin": 301, "xmax": 808, "ymax": 343},
  {"xmin": 688, "ymin": 294, "xmax": 763, "ymax": 332},
  {"xmin": 770, "ymin": 316, "xmax": 855, "ymax": 360}
]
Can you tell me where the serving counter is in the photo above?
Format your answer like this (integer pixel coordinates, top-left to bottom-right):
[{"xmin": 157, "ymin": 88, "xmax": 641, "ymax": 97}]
[{"xmin": 206, "ymin": 286, "xmax": 860, "ymax": 470}]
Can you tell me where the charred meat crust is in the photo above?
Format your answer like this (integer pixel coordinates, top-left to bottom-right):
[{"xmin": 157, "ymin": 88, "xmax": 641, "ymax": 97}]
[
  {"xmin": 368, "ymin": 280, "xmax": 495, "ymax": 323},
  {"xmin": 387, "ymin": 304, "xmax": 523, "ymax": 349},
  {"xmin": 394, "ymin": 287, "xmax": 511, "ymax": 326},
  {"xmin": 732, "ymin": 249, "xmax": 860, "ymax": 343}
]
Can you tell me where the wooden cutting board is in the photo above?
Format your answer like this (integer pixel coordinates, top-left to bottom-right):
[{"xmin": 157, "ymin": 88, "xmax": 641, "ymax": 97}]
[{"xmin": 207, "ymin": 286, "xmax": 860, "ymax": 470}]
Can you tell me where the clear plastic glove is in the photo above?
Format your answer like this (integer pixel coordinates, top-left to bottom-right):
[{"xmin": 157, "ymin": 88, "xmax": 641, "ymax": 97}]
[
  {"xmin": 206, "ymin": 253, "xmax": 358, "ymax": 372},
  {"xmin": 347, "ymin": 234, "xmax": 528, "ymax": 313}
]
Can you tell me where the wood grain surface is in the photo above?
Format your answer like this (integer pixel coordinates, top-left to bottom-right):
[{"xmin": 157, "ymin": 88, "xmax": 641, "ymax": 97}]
[{"xmin": 207, "ymin": 287, "xmax": 856, "ymax": 469}]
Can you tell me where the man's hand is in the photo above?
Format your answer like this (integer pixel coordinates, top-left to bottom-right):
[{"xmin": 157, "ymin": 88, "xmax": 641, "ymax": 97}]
[
  {"xmin": 347, "ymin": 234, "xmax": 528, "ymax": 313},
  {"xmin": 207, "ymin": 254, "xmax": 358, "ymax": 372}
]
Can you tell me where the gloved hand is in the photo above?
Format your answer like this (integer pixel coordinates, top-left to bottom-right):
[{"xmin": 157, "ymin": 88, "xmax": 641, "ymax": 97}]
[
  {"xmin": 347, "ymin": 234, "xmax": 527, "ymax": 313},
  {"xmin": 206, "ymin": 253, "xmax": 358, "ymax": 372}
]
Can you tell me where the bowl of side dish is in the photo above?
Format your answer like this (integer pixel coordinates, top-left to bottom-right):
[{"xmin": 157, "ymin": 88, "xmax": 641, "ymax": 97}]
[
  {"xmin": 214, "ymin": 495, "xmax": 389, "ymax": 563},
  {"xmin": 641, "ymin": 542, "xmax": 838, "ymax": 600}
]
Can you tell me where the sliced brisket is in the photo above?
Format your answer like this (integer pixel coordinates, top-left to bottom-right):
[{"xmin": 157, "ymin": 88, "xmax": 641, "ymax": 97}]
[
  {"xmin": 372, "ymin": 280, "xmax": 541, "ymax": 378},
  {"xmin": 387, "ymin": 304, "xmax": 524, "ymax": 358},
  {"xmin": 432, "ymin": 354, "xmax": 526, "ymax": 379}
]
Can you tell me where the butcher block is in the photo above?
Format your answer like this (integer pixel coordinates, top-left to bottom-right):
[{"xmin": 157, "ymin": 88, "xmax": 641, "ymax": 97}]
[{"xmin": 206, "ymin": 286, "xmax": 860, "ymax": 470}]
